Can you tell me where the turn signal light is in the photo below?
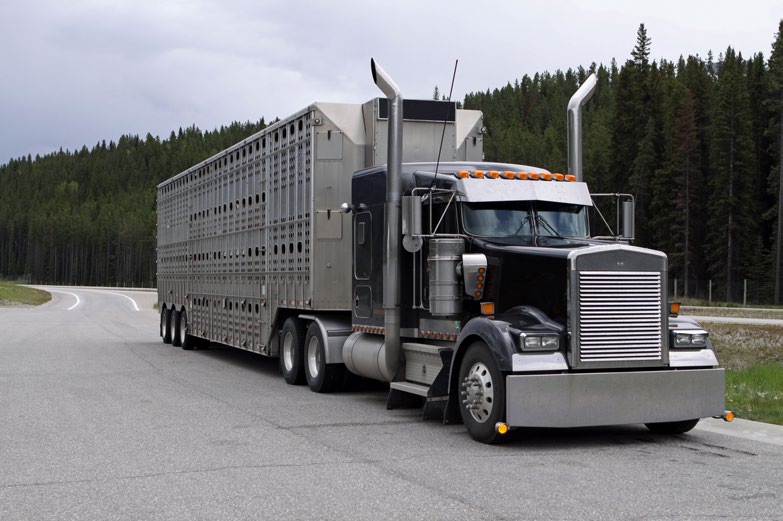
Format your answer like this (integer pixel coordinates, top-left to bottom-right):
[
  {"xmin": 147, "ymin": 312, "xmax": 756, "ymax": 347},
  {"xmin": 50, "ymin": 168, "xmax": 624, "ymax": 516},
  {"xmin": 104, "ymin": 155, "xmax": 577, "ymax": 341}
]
[
  {"xmin": 495, "ymin": 422, "xmax": 509, "ymax": 435},
  {"xmin": 670, "ymin": 302, "xmax": 681, "ymax": 317},
  {"xmin": 480, "ymin": 302, "xmax": 495, "ymax": 315}
]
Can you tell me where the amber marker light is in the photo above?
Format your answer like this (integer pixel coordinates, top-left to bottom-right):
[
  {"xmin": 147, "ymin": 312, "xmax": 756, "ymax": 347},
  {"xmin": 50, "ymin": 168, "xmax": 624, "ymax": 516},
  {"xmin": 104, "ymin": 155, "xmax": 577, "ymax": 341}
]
[
  {"xmin": 724, "ymin": 411, "xmax": 735, "ymax": 422},
  {"xmin": 458, "ymin": 170, "xmax": 470, "ymax": 178},
  {"xmin": 488, "ymin": 170, "xmax": 500, "ymax": 179},
  {"xmin": 529, "ymin": 172, "xmax": 540, "ymax": 180},
  {"xmin": 517, "ymin": 172, "xmax": 528, "ymax": 180},
  {"xmin": 565, "ymin": 174, "xmax": 577, "ymax": 182},
  {"xmin": 495, "ymin": 422, "xmax": 509, "ymax": 435},
  {"xmin": 503, "ymin": 171, "xmax": 515, "ymax": 179},
  {"xmin": 541, "ymin": 173, "xmax": 552, "ymax": 181},
  {"xmin": 553, "ymin": 173, "xmax": 564, "ymax": 181},
  {"xmin": 472, "ymin": 170, "xmax": 485, "ymax": 179},
  {"xmin": 670, "ymin": 302, "xmax": 681, "ymax": 317},
  {"xmin": 480, "ymin": 302, "xmax": 495, "ymax": 315}
]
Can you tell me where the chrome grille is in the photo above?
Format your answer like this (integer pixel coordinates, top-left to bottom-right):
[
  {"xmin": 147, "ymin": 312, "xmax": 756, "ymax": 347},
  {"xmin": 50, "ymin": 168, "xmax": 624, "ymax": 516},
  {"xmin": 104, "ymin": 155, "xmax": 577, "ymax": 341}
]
[{"xmin": 578, "ymin": 270, "xmax": 663, "ymax": 363}]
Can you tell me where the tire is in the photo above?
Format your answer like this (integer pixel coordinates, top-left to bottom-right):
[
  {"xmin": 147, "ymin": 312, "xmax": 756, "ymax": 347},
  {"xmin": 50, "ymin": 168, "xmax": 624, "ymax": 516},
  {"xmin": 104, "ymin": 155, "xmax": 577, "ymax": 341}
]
[
  {"xmin": 179, "ymin": 309, "xmax": 195, "ymax": 350},
  {"xmin": 645, "ymin": 418, "xmax": 700, "ymax": 435},
  {"xmin": 279, "ymin": 317, "xmax": 306, "ymax": 385},
  {"xmin": 172, "ymin": 309, "xmax": 182, "ymax": 347},
  {"xmin": 162, "ymin": 308, "xmax": 172, "ymax": 344},
  {"xmin": 304, "ymin": 322, "xmax": 344, "ymax": 393},
  {"xmin": 458, "ymin": 341, "xmax": 506, "ymax": 444}
]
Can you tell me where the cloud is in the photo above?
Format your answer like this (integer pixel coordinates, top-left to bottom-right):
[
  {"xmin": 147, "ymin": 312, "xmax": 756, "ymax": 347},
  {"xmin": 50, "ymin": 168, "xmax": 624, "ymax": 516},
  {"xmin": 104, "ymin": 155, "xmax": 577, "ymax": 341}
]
[{"xmin": 0, "ymin": 0, "xmax": 780, "ymax": 162}]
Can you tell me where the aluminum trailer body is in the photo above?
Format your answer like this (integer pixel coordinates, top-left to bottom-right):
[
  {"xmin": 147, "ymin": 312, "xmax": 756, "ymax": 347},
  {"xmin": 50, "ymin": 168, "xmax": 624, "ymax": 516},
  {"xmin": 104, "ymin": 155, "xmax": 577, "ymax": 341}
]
[{"xmin": 157, "ymin": 98, "xmax": 483, "ymax": 356}]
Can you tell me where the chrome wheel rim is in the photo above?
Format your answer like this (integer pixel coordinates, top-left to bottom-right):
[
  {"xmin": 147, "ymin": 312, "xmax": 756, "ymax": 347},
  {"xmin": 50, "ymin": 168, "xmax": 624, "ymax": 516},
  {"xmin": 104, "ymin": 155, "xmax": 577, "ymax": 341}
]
[
  {"xmin": 306, "ymin": 336, "xmax": 320, "ymax": 379},
  {"xmin": 461, "ymin": 361, "xmax": 494, "ymax": 423},
  {"xmin": 179, "ymin": 313, "xmax": 186, "ymax": 340},
  {"xmin": 282, "ymin": 332, "xmax": 294, "ymax": 371}
]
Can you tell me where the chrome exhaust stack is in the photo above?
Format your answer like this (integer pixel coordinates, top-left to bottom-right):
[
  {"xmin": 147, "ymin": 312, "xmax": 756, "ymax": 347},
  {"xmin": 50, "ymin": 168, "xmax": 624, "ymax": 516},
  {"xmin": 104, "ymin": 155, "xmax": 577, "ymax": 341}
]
[
  {"xmin": 567, "ymin": 74, "xmax": 597, "ymax": 182},
  {"xmin": 369, "ymin": 58, "xmax": 403, "ymax": 381}
]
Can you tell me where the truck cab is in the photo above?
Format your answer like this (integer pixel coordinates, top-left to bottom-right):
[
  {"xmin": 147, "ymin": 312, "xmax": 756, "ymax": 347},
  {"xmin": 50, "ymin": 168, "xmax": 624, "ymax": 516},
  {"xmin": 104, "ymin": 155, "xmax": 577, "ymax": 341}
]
[{"xmin": 346, "ymin": 162, "xmax": 725, "ymax": 443}]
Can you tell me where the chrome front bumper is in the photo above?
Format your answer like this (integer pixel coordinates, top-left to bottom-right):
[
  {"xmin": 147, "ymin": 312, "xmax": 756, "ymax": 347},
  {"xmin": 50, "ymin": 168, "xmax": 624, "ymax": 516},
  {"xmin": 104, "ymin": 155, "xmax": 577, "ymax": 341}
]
[{"xmin": 505, "ymin": 368, "xmax": 725, "ymax": 428}]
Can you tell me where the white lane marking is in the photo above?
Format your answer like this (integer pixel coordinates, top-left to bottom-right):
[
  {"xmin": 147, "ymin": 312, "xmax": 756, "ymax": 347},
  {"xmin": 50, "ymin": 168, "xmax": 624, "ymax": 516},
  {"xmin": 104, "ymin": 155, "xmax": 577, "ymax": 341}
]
[
  {"xmin": 47, "ymin": 289, "xmax": 81, "ymax": 310},
  {"xmin": 104, "ymin": 292, "xmax": 140, "ymax": 312}
]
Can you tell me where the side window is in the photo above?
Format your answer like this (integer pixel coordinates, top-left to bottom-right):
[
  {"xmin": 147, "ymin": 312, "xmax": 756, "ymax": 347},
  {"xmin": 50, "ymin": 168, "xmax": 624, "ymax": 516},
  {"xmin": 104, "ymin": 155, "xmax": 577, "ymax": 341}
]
[
  {"xmin": 428, "ymin": 200, "xmax": 459, "ymax": 234},
  {"xmin": 354, "ymin": 211, "xmax": 372, "ymax": 280}
]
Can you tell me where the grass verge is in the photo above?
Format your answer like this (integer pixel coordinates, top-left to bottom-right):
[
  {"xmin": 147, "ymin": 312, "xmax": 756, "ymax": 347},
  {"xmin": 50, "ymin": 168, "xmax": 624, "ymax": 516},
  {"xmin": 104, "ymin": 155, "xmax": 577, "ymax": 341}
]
[
  {"xmin": 707, "ymin": 322, "xmax": 783, "ymax": 425},
  {"xmin": 725, "ymin": 365, "xmax": 783, "ymax": 425},
  {"xmin": 0, "ymin": 281, "xmax": 51, "ymax": 306}
]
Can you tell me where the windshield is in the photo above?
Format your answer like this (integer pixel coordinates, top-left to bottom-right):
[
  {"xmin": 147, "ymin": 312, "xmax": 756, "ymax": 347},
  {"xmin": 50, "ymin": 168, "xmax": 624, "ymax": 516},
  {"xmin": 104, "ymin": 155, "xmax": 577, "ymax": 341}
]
[{"xmin": 462, "ymin": 201, "xmax": 589, "ymax": 239}]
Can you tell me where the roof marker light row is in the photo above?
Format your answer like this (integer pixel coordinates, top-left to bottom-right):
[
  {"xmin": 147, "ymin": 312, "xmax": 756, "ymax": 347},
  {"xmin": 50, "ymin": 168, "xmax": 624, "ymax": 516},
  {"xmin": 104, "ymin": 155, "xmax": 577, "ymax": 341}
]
[{"xmin": 456, "ymin": 170, "xmax": 576, "ymax": 182}]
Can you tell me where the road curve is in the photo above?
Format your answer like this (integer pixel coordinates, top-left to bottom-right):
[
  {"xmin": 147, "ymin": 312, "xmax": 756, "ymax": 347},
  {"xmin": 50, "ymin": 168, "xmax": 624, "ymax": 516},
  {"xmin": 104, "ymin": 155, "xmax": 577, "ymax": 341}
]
[{"xmin": 0, "ymin": 287, "xmax": 781, "ymax": 520}]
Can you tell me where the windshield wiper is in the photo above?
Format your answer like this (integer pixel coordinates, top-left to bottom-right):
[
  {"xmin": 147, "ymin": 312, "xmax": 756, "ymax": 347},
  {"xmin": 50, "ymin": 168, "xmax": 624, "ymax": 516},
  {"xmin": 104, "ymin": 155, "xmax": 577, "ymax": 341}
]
[
  {"xmin": 536, "ymin": 214, "xmax": 565, "ymax": 239},
  {"xmin": 514, "ymin": 215, "xmax": 533, "ymax": 236}
]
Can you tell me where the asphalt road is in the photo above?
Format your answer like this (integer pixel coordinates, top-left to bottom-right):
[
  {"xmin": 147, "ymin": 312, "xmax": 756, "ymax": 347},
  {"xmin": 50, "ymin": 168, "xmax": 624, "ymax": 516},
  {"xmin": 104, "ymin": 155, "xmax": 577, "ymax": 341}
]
[{"xmin": 1, "ymin": 287, "xmax": 781, "ymax": 521}]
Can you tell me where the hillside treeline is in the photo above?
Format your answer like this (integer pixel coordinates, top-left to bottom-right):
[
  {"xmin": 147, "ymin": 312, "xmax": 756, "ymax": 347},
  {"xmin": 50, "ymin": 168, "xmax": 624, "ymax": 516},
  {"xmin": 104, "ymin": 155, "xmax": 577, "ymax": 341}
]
[
  {"xmin": 464, "ymin": 23, "xmax": 783, "ymax": 303},
  {"xmin": 0, "ymin": 122, "xmax": 265, "ymax": 287}
]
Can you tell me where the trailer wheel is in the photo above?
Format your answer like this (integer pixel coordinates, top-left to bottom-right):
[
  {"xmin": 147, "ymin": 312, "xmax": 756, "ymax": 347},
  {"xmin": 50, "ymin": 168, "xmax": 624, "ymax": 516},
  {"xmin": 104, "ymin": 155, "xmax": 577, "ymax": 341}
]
[
  {"xmin": 458, "ymin": 341, "xmax": 506, "ymax": 444},
  {"xmin": 179, "ymin": 309, "xmax": 196, "ymax": 350},
  {"xmin": 304, "ymin": 322, "xmax": 344, "ymax": 393},
  {"xmin": 645, "ymin": 419, "xmax": 699, "ymax": 435},
  {"xmin": 171, "ymin": 309, "xmax": 182, "ymax": 347},
  {"xmin": 162, "ymin": 308, "xmax": 172, "ymax": 344},
  {"xmin": 279, "ymin": 318, "xmax": 306, "ymax": 385}
]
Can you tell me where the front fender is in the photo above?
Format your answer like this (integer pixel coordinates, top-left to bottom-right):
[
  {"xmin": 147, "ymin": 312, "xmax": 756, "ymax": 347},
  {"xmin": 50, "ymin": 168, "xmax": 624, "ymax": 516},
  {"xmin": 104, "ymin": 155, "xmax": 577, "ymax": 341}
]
[{"xmin": 443, "ymin": 317, "xmax": 517, "ymax": 424}]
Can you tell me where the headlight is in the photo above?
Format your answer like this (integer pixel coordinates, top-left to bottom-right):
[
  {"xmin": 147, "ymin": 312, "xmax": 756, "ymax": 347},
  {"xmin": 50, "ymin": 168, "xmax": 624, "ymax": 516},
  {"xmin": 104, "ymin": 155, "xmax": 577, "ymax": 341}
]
[
  {"xmin": 672, "ymin": 330, "xmax": 708, "ymax": 348},
  {"xmin": 521, "ymin": 334, "xmax": 560, "ymax": 351}
]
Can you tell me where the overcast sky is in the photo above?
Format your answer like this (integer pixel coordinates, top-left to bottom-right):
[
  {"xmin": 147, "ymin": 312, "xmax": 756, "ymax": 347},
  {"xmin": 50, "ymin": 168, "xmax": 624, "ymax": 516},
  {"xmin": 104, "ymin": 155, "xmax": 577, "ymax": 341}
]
[{"xmin": 0, "ymin": 0, "xmax": 780, "ymax": 164}]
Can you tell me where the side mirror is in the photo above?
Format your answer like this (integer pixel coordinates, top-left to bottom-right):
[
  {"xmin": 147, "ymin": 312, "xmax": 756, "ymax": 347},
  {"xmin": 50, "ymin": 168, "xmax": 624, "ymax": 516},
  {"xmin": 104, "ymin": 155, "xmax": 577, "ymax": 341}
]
[
  {"xmin": 402, "ymin": 195, "xmax": 423, "ymax": 252},
  {"xmin": 622, "ymin": 200, "xmax": 635, "ymax": 241}
]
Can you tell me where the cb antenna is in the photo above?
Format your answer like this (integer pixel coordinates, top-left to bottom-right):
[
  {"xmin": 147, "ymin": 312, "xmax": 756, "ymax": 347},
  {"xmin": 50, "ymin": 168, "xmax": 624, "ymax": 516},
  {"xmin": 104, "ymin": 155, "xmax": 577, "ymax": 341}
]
[{"xmin": 429, "ymin": 59, "xmax": 459, "ymax": 189}]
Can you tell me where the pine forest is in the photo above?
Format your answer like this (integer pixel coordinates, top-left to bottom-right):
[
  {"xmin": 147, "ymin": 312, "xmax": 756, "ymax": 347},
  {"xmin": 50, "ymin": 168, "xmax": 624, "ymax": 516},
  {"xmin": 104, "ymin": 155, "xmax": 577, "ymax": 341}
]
[{"xmin": 1, "ymin": 23, "xmax": 783, "ymax": 304}]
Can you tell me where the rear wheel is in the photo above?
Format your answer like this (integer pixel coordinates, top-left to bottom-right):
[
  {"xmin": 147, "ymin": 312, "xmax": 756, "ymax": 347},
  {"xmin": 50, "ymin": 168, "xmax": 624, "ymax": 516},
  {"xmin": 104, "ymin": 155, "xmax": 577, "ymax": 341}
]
[
  {"xmin": 172, "ymin": 310, "xmax": 183, "ymax": 347},
  {"xmin": 304, "ymin": 322, "xmax": 344, "ymax": 393},
  {"xmin": 279, "ymin": 317, "xmax": 306, "ymax": 385},
  {"xmin": 645, "ymin": 419, "xmax": 700, "ymax": 435},
  {"xmin": 179, "ymin": 309, "xmax": 195, "ymax": 350},
  {"xmin": 162, "ymin": 308, "xmax": 172, "ymax": 344},
  {"xmin": 458, "ymin": 341, "xmax": 506, "ymax": 444}
]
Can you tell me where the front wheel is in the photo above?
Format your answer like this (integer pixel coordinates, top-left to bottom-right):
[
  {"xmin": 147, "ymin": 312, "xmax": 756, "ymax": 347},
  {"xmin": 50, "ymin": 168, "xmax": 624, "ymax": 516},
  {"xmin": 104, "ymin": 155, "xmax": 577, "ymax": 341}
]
[
  {"xmin": 645, "ymin": 419, "xmax": 700, "ymax": 435},
  {"xmin": 458, "ymin": 341, "xmax": 506, "ymax": 444},
  {"xmin": 304, "ymin": 322, "xmax": 344, "ymax": 393}
]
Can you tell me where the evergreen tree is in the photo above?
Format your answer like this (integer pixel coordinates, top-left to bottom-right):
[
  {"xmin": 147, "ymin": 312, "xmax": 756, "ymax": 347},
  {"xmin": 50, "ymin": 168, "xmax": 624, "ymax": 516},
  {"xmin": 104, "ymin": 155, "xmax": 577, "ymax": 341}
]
[
  {"xmin": 706, "ymin": 48, "xmax": 758, "ymax": 301},
  {"xmin": 769, "ymin": 20, "xmax": 783, "ymax": 303}
]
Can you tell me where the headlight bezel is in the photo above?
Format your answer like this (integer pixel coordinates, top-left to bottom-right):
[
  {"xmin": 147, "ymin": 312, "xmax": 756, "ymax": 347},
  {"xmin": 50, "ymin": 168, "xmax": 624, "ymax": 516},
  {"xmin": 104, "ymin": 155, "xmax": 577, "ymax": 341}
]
[
  {"xmin": 518, "ymin": 332, "xmax": 561, "ymax": 352},
  {"xmin": 671, "ymin": 329, "xmax": 709, "ymax": 349}
]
